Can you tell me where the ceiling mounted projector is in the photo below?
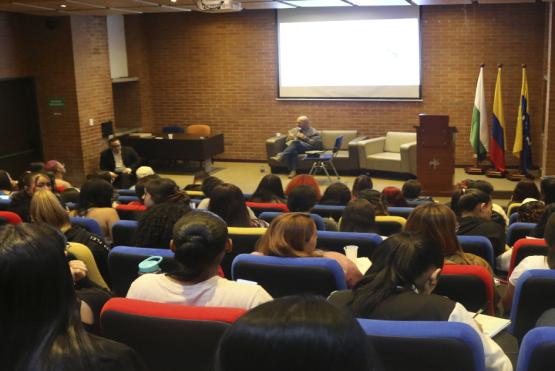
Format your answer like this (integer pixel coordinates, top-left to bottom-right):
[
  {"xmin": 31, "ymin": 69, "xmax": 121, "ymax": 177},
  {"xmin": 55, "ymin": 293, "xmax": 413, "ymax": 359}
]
[{"xmin": 196, "ymin": 0, "xmax": 242, "ymax": 12}]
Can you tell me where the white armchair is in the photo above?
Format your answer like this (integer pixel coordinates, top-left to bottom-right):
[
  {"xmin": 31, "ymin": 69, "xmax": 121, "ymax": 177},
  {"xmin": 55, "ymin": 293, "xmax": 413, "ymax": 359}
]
[{"xmin": 356, "ymin": 132, "xmax": 417, "ymax": 175}]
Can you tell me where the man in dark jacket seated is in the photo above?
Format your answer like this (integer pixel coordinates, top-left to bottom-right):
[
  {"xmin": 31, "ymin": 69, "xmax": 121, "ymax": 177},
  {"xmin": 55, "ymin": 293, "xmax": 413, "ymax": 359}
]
[{"xmin": 100, "ymin": 138, "xmax": 141, "ymax": 188}]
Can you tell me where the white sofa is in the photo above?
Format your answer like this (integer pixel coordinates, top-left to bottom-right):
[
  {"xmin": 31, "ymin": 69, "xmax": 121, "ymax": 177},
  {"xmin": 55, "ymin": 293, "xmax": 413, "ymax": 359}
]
[{"xmin": 356, "ymin": 132, "xmax": 417, "ymax": 176}]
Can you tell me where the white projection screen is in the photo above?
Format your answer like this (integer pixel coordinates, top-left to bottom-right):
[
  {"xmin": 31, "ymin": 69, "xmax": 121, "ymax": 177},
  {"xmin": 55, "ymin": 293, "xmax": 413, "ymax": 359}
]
[{"xmin": 277, "ymin": 7, "xmax": 421, "ymax": 100}]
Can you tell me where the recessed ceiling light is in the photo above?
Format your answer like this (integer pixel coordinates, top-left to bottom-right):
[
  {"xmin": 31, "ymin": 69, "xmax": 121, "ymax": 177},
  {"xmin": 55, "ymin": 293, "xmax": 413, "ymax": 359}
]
[
  {"xmin": 60, "ymin": 3, "xmax": 67, "ymax": 7},
  {"xmin": 170, "ymin": 0, "xmax": 178, "ymax": 2}
]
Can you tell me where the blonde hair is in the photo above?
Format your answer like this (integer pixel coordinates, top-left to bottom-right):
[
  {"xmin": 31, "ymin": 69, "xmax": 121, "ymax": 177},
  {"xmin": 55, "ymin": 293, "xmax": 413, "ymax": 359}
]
[
  {"xmin": 30, "ymin": 189, "xmax": 70, "ymax": 229},
  {"xmin": 256, "ymin": 213, "xmax": 320, "ymax": 257}
]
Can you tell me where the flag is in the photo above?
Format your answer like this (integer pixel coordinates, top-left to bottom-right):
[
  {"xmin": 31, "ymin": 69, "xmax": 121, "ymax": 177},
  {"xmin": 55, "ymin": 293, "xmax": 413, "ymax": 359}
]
[
  {"xmin": 490, "ymin": 66, "xmax": 506, "ymax": 172},
  {"xmin": 512, "ymin": 66, "xmax": 532, "ymax": 173},
  {"xmin": 470, "ymin": 66, "xmax": 488, "ymax": 161}
]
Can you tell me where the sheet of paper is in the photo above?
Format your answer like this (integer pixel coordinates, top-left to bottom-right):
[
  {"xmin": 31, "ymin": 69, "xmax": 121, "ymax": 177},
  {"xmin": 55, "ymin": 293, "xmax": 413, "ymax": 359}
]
[
  {"xmin": 356, "ymin": 257, "xmax": 372, "ymax": 274},
  {"xmin": 472, "ymin": 313, "xmax": 511, "ymax": 338}
]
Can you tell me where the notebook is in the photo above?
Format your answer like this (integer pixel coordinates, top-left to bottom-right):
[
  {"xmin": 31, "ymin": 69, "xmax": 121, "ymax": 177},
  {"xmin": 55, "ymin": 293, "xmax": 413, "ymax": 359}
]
[{"xmin": 472, "ymin": 313, "xmax": 511, "ymax": 338}]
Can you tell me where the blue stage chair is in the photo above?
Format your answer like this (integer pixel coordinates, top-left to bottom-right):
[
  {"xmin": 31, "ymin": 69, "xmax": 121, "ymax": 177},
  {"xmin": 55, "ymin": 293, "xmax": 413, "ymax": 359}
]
[
  {"xmin": 316, "ymin": 230, "xmax": 382, "ymax": 259},
  {"xmin": 509, "ymin": 269, "xmax": 555, "ymax": 343},
  {"xmin": 358, "ymin": 319, "xmax": 485, "ymax": 371},
  {"xmin": 231, "ymin": 254, "xmax": 346, "ymax": 297},
  {"xmin": 70, "ymin": 216, "xmax": 103, "ymax": 237},
  {"xmin": 259, "ymin": 211, "xmax": 326, "ymax": 230},
  {"xmin": 457, "ymin": 235, "xmax": 495, "ymax": 270},
  {"xmin": 108, "ymin": 246, "xmax": 176, "ymax": 296},
  {"xmin": 517, "ymin": 327, "xmax": 555, "ymax": 371}
]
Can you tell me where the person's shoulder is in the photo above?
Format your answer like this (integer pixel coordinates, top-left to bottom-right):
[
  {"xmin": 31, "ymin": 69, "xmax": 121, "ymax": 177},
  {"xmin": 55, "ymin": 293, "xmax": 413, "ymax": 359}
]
[
  {"xmin": 519, "ymin": 255, "xmax": 548, "ymax": 269},
  {"xmin": 89, "ymin": 334, "xmax": 148, "ymax": 371}
]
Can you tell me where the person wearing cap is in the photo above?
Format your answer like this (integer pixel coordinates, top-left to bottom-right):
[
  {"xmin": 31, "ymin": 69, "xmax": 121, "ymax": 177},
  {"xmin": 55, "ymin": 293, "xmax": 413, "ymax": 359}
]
[{"xmin": 44, "ymin": 160, "xmax": 72, "ymax": 190}]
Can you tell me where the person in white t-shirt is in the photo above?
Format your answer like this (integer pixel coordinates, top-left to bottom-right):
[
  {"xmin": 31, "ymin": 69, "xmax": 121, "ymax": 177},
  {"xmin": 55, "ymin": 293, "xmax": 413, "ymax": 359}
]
[
  {"xmin": 127, "ymin": 210, "xmax": 272, "ymax": 309},
  {"xmin": 501, "ymin": 212, "xmax": 555, "ymax": 313}
]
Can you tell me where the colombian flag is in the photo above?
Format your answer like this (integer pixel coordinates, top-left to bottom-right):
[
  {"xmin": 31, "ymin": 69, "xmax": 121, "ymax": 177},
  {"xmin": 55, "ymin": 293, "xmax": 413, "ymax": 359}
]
[
  {"xmin": 490, "ymin": 67, "xmax": 506, "ymax": 172},
  {"xmin": 512, "ymin": 66, "xmax": 532, "ymax": 173}
]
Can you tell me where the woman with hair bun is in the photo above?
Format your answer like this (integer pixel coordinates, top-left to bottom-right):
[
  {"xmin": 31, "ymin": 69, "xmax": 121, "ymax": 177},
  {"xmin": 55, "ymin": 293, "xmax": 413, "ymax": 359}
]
[{"xmin": 127, "ymin": 211, "xmax": 272, "ymax": 309}]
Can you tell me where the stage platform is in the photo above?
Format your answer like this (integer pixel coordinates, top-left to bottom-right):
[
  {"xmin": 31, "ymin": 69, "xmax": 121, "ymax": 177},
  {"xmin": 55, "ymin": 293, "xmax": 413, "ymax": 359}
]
[{"xmin": 159, "ymin": 161, "xmax": 530, "ymax": 203}]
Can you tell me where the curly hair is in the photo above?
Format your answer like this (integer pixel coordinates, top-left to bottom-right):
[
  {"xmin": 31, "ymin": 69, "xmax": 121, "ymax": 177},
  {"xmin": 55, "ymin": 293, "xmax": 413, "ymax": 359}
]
[{"xmin": 136, "ymin": 203, "xmax": 191, "ymax": 248}]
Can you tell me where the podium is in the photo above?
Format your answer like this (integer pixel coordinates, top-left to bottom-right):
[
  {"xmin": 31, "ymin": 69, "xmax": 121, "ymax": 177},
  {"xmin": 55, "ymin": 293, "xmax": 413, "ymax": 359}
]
[{"xmin": 416, "ymin": 114, "xmax": 457, "ymax": 196}]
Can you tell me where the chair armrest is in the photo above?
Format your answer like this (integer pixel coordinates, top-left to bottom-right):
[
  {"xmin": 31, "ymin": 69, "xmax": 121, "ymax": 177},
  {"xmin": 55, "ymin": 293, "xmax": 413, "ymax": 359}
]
[
  {"xmin": 355, "ymin": 137, "xmax": 385, "ymax": 168},
  {"xmin": 348, "ymin": 136, "xmax": 367, "ymax": 169},
  {"xmin": 266, "ymin": 135, "xmax": 287, "ymax": 158},
  {"xmin": 400, "ymin": 141, "xmax": 417, "ymax": 175}
]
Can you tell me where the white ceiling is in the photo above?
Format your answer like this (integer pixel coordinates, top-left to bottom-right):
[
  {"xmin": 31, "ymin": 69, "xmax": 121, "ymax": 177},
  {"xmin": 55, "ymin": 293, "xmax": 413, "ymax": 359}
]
[{"xmin": 0, "ymin": 0, "xmax": 547, "ymax": 15}]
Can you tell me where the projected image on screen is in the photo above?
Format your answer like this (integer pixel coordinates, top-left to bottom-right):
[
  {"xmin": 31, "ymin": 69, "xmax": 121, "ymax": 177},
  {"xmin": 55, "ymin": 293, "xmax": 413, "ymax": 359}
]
[{"xmin": 278, "ymin": 7, "xmax": 421, "ymax": 99}]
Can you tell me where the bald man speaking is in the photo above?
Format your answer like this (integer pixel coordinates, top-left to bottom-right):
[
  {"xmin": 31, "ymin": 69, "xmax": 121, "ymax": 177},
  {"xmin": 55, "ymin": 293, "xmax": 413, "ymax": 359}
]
[{"xmin": 272, "ymin": 116, "xmax": 323, "ymax": 178}]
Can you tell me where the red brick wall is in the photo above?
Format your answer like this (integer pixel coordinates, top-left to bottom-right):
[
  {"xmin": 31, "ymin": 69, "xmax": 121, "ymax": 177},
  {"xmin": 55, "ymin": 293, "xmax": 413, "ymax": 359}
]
[
  {"xmin": 127, "ymin": 3, "xmax": 546, "ymax": 167},
  {"xmin": 0, "ymin": 13, "xmax": 31, "ymax": 77},
  {"xmin": 24, "ymin": 16, "xmax": 85, "ymax": 183},
  {"xmin": 71, "ymin": 16, "xmax": 114, "ymax": 178}
]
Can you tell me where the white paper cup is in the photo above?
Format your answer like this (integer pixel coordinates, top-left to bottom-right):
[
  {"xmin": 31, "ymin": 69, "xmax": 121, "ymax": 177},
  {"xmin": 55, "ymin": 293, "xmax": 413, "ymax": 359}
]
[
  {"xmin": 344, "ymin": 245, "xmax": 358, "ymax": 262},
  {"xmin": 168, "ymin": 133, "xmax": 174, "ymax": 139}
]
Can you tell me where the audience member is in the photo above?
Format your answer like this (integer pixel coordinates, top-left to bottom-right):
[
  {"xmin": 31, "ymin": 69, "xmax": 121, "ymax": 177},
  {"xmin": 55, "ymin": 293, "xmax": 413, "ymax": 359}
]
[
  {"xmin": 0, "ymin": 170, "xmax": 15, "ymax": 195},
  {"xmin": 319, "ymin": 182, "xmax": 351, "ymax": 206},
  {"xmin": 401, "ymin": 179, "xmax": 433, "ymax": 205},
  {"xmin": 44, "ymin": 160, "xmax": 72, "ymax": 190},
  {"xmin": 455, "ymin": 189, "xmax": 507, "ymax": 258},
  {"xmin": 405, "ymin": 203, "xmax": 492, "ymax": 274},
  {"xmin": 144, "ymin": 178, "xmax": 190, "ymax": 207},
  {"xmin": 215, "ymin": 296, "xmax": 380, "ymax": 371},
  {"xmin": 131, "ymin": 174, "xmax": 160, "ymax": 205},
  {"xmin": 135, "ymin": 165, "xmax": 155, "ymax": 180},
  {"xmin": 351, "ymin": 174, "xmax": 373, "ymax": 199},
  {"xmin": 509, "ymin": 179, "xmax": 541, "ymax": 206},
  {"xmin": 9, "ymin": 172, "xmax": 53, "ymax": 222},
  {"xmin": 529, "ymin": 204, "xmax": 555, "ymax": 238},
  {"xmin": 183, "ymin": 170, "xmax": 210, "ymax": 192},
  {"xmin": 255, "ymin": 213, "xmax": 361, "ymax": 288},
  {"xmin": 346, "ymin": 233, "xmax": 512, "ymax": 371},
  {"xmin": 209, "ymin": 183, "xmax": 268, "ymax": 227},
  {"xmin": 339, "ymin": 199, "xmax": 378, "ymax": 234},
  {"xmin": 196, "ymin": 176, "xmax": 224, "ymax": 209},
  {"xmin": 287, "ymin": 185, "xmax": 337, "ymax": 231},
  {"xmin": 467, "ymin": 179, "xmax": 508, "ymax": 227},
  {"xmin": 127, "ymin": 211, "xmax": 272, "ymax": 309},
  {"xmin": 517, "ymin": 200, "xmax": 545, "ymax": 223},
  {"xmin": 30, "ymin": 189, "xmax": 111, "ymax": 284},
  {"xmin": 135, "ymin": 203, "xmax": 191, "ymax": 249},
  {"xmin": 73, "ymin": 179, "xmax": 119, "ymax": 242},
  {"xmin": 271, "ymin": 115, "xmax": 323, "ymax": 179},
  {"xmin": 357, "ymin": 189, "xmax": 388, "ymax": 216},
  {"xmin": 541, "ymin": 176, "xmax": 555, "ymax": 205},
  {"xmin": 0, "ymin": 223, "xmax": 146, "ymax": 371},
  {"xmin": 29, "ymin": 161, "xmax": 45, "ymax": 172},
  {"xmin": 99, "ymin": 137, "xmax": 142, "ymax": 188},
  {"xmin": 381, "ymin": 186, "xmax": 408, "ymax": 207},
  {"xmin": 284, "ymin": 174, "xmax": 322, "ymax": 200},
  {"xmin": 502, "ymin": 213, "xmax": 555, "ymax": 313},
  {"xmin": 249, "ymin": 174, "xmax": 286, "ymax": 204}
]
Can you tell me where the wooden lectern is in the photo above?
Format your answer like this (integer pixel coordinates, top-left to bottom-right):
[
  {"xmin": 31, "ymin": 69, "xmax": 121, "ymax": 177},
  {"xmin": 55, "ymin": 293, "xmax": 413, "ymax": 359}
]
[{"xmin": 416, "ymin": 114, "xmax": 457, "ymax": 196}]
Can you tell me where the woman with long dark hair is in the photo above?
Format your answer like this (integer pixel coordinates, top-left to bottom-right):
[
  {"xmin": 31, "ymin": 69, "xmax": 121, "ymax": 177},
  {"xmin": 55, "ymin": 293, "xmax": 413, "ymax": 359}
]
[
  {"xmin": 216, "ymin": 296, "xmax": 380, "ymax": 371},
  {"xmin": 250, "ymin": 174, "xmax": 285, "ymax": 204},
  {"xmin": 346, "ymin": 233, "xmax": 511, "ymax": 371},
  {"xmin": 209, "ymin": 183, "xmax": 268, "ymax": 227},
  {"xmin": 0, "ymin": 223, "xmax": 145, "ymax": 371},
  {"xmin": 9, "ymin": 172, "xmax": 53, "ymax": 222},
  {"xmin": 73, "ymin": 179, "xmax": 119, "ymax": 242},
  {"xmin": 144, "ymin": 178, "xmax": 190, "ymax": 207},
  {"xmin": 339, "ymin": 199, "xmax": 377, "ymax": 234},
  {"xmin": 319, "ymin": 182, "xmax": 351, "ymax": 206},
  {"xmin": 127, "ymin": 211, "xmax": 271, "ymax": 309}
]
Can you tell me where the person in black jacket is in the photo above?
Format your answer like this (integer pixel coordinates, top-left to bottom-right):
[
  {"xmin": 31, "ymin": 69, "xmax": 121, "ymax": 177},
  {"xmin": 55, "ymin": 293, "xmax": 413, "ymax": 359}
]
[{"xmin": 99, "ymin": 138, "xmax": 141, "ymax": 188}]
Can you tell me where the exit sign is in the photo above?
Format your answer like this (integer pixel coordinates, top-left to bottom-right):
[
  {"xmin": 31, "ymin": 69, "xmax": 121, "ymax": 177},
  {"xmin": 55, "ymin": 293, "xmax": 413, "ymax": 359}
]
[{"xmin": 48, "ymin": 98, "xmax": 65, "ymax": 108}]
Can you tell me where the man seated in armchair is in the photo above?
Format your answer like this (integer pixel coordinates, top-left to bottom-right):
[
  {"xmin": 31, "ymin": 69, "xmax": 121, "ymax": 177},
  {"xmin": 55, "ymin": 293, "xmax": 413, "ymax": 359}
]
[{"xmin": 271, "ymin": 116, "xmax": 323, "ymax": 179}]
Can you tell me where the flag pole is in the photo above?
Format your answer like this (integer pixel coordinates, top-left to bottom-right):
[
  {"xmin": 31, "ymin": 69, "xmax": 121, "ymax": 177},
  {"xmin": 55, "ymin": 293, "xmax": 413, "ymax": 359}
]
[
  {"xmin": 486, "ymin": 64, "xmax": 506, "ymax": 178},
  {"xmin": 466, "ymin": 63, "xmax": 488, "ymax": 175}
]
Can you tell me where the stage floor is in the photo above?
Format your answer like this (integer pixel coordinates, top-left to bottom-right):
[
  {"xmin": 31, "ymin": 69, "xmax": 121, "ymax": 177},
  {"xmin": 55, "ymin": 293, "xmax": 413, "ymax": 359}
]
[{"xmin": 159, "ymin": 161, "xmax": 528, "ymax": 203}]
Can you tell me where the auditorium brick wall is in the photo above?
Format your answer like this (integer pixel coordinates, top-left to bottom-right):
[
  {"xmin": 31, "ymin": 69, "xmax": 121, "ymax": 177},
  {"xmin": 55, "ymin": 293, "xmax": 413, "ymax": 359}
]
[{"xmin": 126, "ymin": 3, "xmax": 547, "ymax": 167}]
